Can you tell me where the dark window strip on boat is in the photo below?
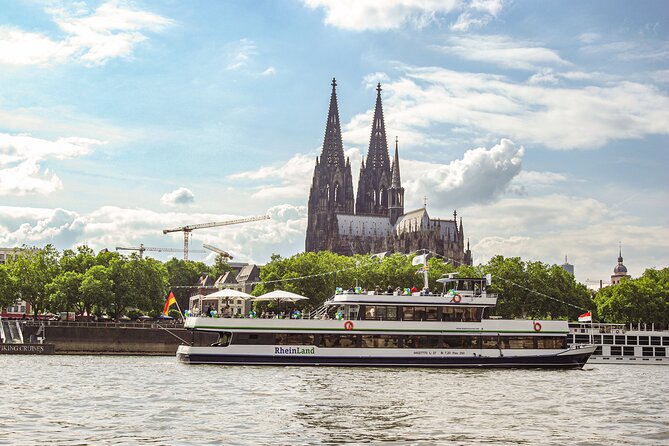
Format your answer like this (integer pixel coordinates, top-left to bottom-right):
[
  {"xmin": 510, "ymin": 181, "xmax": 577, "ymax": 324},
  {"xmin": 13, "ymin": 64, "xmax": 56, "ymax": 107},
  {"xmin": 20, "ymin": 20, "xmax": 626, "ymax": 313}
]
[{"xmin": 228, "ymin": 333, "xmax": 567, "ymax": 349}]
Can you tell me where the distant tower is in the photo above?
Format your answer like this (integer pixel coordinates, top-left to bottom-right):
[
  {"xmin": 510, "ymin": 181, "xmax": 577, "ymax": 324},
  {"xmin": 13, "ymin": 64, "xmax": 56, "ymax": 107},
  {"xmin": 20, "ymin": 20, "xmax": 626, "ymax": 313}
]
[
  {"xmin": 356, "ymin": 83, "xmax": 392, "ymax": 216},
  {"xmin": 561, "ymin": 255, "xmax": 574, "ymax": 276},
  {"xmin": 611, "ymin": 243, "xmax": 629, "ymax": 285},
  {"xmin": 388, "ymin": 136, "xmax": 405, "ymax": 224},
  {"xmin": 305, "ymin": 78, "xmax": 355, "ymax": 252}
]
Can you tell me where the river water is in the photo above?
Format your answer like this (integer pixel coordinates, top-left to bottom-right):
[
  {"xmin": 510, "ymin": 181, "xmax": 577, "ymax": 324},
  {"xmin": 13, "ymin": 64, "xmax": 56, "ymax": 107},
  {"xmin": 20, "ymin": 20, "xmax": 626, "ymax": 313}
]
[{"xmin": 0, "ymin": 356, "xmax": 667, "ymax": 445}]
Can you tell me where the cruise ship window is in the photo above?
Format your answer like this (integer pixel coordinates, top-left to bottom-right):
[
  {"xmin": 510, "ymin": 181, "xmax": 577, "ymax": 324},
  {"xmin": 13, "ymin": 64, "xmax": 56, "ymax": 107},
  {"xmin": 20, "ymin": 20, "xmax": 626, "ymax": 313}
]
[
  {"xmin": 663, "ymin": 337, "xmax": 669, "ymax": 346},
  {"xmin": 651, "ymin": 337, "xmax": 661, "ymax": 346},
  {"xmin": 537, "ymin": 337, "xmax": 566, "ymax": 349},
  {"xmin": 603, "ymin": 335, "xmax": 613, "ymax": 345},
  {"xmin": 610, "ymin": 346, "xmax": 622, "ymax": 356},
  {"xmin": 591, "ymin": 335, "xmax": 602, "ymax": 344},
  {"xmin": 365, "ymin": 307, "xmax": 377, "ymax": 320},
  {"xmin": 386, "ymin": 306, "xmax": 397, "ymax": 320},
  {"xmin": 414, "ymin": 307, "xmax": 427, "ymax": 320},
  {"xmin": 655, "ymin": 347, "xmax": 666, "ymax": 357},
  {"xmin": 639, "ymin": 336, "xmax": 649, "ymax": 345},
  {"xmin": 627, "ymin": 336, "xmax": 637, "ymax": 345},
  {"xmin": 642, "ymin": 347, "xmax": 654, "ymax": 357},
  {"xmin": 614, "ymin": 336, "xmax": 625, "ymax": 344},
  {"xmin": 481, "ymin": 336, "xmax": 497, "ymax": 349},
  {"xmin": 594, "ymin": 346, "xmax": 602, "ymax": 355},
  {"xmin": 426, "ymin": 307, "xmax": 438, "ymax": 321},
  {"xmin": 623, "ymin": 347, "xmax": 635, "ymax": 356},
  {"xmin": 575, "ymin": 334, "xmax": 591, "ymax": 343},
  {"xmin": 507, "ymin": 336, "xmax": 535, "ymax": 349},
  {"xmin": 402, "ymin": 307, "xmax": 414, "ymax": 321}
]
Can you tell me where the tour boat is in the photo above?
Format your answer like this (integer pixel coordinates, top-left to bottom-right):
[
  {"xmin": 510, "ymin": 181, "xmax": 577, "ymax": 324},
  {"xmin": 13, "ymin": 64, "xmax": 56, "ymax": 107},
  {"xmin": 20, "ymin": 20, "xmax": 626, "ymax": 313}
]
[
  {"xmin": 177, "ymin": 273, "xmax": 595, "ymax": 368},
  {"xmin": 569, "ymin": 322, "xmax": 668, "ymax": 365}
]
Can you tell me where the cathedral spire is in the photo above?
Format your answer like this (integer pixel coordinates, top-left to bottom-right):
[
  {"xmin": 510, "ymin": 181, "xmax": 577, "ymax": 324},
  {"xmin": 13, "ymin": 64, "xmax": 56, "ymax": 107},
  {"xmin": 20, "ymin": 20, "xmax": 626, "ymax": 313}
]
[
  {"xmin": 366, "ymin": 83, "xmax": 390, "ymax": 171},
  {"xmin": 391, "ymin": 136, "xmax": 401, "ymax": 188},
  {"xmin": 320, "ymin": 78, "xmax": 345, "ymax": 167}
]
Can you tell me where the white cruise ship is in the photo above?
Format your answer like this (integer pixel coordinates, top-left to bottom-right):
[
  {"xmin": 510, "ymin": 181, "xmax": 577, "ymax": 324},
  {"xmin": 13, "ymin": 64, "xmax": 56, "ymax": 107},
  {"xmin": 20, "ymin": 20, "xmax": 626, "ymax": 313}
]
[
  {"xmin": 569, "ymin": 322, "xmax": 668, "ymax": 365},
  {"xmin": 177, "ymin": 274, "xmax": 595, "ymax": 368}
]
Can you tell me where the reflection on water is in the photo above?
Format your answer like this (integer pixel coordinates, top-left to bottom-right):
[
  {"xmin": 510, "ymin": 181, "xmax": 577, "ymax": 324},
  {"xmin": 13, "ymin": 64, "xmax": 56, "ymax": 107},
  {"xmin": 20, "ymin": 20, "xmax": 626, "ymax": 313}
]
[{"xmin": 0, "ymin": 356, "xmax": 667, "ymax": 445}]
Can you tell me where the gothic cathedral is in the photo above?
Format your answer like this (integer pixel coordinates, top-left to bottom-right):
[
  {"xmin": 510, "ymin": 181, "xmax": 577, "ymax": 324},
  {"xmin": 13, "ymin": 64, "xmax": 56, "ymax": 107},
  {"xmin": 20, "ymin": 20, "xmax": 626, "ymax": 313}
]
[{"xmin": 305, "ymin": 79, "xmax": 472, "ymax": 266}]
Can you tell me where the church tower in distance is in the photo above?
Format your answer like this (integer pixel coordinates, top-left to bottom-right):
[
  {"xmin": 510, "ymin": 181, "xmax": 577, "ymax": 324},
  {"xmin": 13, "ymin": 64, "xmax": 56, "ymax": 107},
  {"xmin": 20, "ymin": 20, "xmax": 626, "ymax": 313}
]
[
  {"xmin": 388, "ymin": 136, "xmax": 405, "ymax": 224},
  {"xmin": 305, "ymin": 78, "xmax": 355, "ymax": 252}
]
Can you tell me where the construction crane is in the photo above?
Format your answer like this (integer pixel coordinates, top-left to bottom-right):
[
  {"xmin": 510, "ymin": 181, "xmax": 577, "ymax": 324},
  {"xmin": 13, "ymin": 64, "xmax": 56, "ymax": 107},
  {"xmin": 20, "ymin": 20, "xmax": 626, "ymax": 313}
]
[
  {"xmin": 115, "ymin": 244, "xmax": 206, "ymax": 259},
  {"xmin": 203, "ymin": 243, "xmax": 233, "ymax": 259},
  {"xmin": 162, "ymin": 215, "xmax": 269, "ymax": 261}
]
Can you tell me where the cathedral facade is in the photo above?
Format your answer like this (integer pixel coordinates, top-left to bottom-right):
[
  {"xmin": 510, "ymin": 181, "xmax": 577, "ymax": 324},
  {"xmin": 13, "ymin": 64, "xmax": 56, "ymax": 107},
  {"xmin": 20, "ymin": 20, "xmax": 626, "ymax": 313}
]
[{"xmin": 305, "ymin": 79, "xmax": 472, "ymax": 266}]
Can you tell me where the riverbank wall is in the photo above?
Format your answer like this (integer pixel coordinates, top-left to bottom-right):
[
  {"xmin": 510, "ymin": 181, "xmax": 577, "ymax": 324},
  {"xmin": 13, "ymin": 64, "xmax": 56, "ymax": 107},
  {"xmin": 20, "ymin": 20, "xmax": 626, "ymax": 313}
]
[{"xmin": 19, "ymin": 321, "xmax": 216, "ymax": 356}]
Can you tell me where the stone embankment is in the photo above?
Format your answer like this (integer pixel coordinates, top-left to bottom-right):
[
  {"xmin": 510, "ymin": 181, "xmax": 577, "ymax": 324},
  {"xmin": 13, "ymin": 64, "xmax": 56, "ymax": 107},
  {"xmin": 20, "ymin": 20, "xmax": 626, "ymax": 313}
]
[{"xmin": 19, "ymin": 321, "xmax": 216, "ymax": 356}]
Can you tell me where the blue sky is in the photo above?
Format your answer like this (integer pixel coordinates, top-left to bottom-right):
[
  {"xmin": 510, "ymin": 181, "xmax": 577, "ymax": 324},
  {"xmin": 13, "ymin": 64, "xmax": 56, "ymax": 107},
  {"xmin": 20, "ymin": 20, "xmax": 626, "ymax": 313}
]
[{"xmin": 1, "ymin": 0, "xmax": 667, "ymax": 285}]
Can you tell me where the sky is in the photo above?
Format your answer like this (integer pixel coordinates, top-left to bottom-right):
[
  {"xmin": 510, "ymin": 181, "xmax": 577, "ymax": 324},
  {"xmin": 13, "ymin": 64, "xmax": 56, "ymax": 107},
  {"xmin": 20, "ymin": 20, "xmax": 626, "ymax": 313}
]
[{"xmin": 0, "ymin": 0, "xmax": 667, "ymax": 286}]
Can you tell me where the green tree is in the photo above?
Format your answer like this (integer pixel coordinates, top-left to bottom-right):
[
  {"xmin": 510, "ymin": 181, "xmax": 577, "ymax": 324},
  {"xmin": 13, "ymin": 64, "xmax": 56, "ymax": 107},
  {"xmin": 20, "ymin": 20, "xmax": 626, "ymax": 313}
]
[
  {"xmin": 46, "ymin": 271, "xmax": 83, "ymax": 313},
  {"xmin": 595, "ymin": 268, "xmax": 669, "ymax": 326},
  {"xmin": 0, "ymin": 263, "xmax": 18, "ymax": 309},
  {"xmin": 7, "ymin": 245, "xmax": 60, "ymax": 317},
  {"xmin": 80, "ymin": 265, "xmax": 114, "ymax": 318},
  {"xmin": 211, "ymin": 254, "xmax": 233, "ymax": 279}
]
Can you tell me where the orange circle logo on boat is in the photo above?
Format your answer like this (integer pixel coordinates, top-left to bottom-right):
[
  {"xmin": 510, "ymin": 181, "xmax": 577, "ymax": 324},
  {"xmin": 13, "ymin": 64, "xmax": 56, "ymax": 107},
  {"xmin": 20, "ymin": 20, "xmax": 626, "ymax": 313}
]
[
  {"xmin": 344, "ymin": 320, "xmax": 354, "ymax": 330},
  {"xmin": 450, "ymin": 294, "xmax": 462, "ymax": 303},
  {"xmin": 533, "ymin": 321, "xmax": 542, "ymax": 332}
]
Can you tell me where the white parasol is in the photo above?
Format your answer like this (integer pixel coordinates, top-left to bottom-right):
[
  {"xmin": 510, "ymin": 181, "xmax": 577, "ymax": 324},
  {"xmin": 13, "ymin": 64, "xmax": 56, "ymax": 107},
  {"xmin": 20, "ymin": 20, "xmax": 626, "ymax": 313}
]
[{"xmin": 253, "ymin": 289, "xmax": 309, "ymax": 304}]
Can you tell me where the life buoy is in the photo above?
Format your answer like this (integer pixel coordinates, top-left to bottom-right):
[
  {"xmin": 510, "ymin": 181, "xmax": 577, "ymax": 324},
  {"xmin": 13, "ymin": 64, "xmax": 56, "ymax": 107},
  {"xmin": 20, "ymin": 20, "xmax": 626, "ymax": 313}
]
[
  {"xmin": 450, "ymin": 294, "xmax": 462, "ymax": 303},
  {"xmin": 533, "ymin": 321, "xmax": 542, "ymax": 332},
  {"xmin": 344, "ymin": 320, "xmax": 354, "ymax": 331}
]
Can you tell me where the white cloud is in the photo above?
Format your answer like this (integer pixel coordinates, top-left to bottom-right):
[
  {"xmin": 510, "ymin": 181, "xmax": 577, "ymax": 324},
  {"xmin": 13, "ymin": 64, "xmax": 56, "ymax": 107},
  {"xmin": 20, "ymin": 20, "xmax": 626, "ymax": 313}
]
[
  {"xmin": 227, "ymin": 38, "xmax": 257, "ymax": 70},
  {"xmin": 0, "ymin": 1, "xmax": 172, "ymax": 66},
  {"xmin": 228, "ymin": 153, "xmax": 317, "ymax": 200},
  {"xmin": 260, "ymin": 66, "xmax": 277, "ymax": 76},
  {"xmin": 161, "ymin": 187, "xmax": 195, "ymax": 207},
  {"xmin": 435, "ymin": 35, "xmax": 571, "ymax": 70},
  {"xmin": 0, "ymin": 133, "xmax": 103, "ymax": 196},
  {"xmin": 401, "ymin": 139, "xmax": 523, "ymax": 209},
  {"xmin": 303, "ymin": 0, "xmax": 461, "ymax": 31},
  {"xmin": 0, "ymin": 204, "xmax": 307, "ymax": 265},
  {"xmin": 343, "ymin": 67, "xmax": 669, "ymax": 150}
]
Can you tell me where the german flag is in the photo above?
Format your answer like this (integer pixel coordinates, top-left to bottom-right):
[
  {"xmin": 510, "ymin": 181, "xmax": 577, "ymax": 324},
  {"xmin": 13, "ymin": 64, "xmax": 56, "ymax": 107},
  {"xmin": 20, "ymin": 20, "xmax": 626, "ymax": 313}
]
[{"xmin": 163, "ymin": 291, "xmax": 177, "ymax": 315}]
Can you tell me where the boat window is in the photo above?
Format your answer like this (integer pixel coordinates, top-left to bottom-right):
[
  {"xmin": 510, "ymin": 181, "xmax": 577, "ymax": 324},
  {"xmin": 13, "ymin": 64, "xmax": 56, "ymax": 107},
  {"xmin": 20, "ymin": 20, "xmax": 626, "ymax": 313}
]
[
  {"xmin": 414, "ymin": 307, "xmax": 427, "ymax": 321},
  {"xmin": 574, "ymin": 334, "xmax": 591, "ymax": 344},
  {"xmin": 481, "ymin": 336, "xmax": 497, "ymax": 349},
  {"xmin": 623, "ymin": 347, "xmax": 635, "ymax": 356},
  {"xmin": 664, "ymin": 337, "xmax": 669, "ymax": 346},
  {"xmin": 403, "ymin": 335, "xmax": 439, "ymax": 349},
  {"xmin": 614, "ymin": 335, "xmax": 625, "ymax": 344},
  {"xmin": 361, "ymin": 335, "xmax": 399, "ymax": 348},
  {"xmin": 275, "ymin": 333, "xmax": 315, "ymax": 345},
  {"xmin": 387, "ymin": 306, "xmax": 397, "ymax": 320},
  {"xmin": 603, "ymin": 335, "xmax": 613, "ymax": 345},
  {"xmin": 426, "ymin": 307, "xmax": 438, "ymax": 321},
  {"xmin": 642, "ymin": 347, "xmax": 654, "ymax": 357},
  {"xmin": 211, "ymin": 332, "xmax": 231, "ymax": 347},
  {"xmin": 651, "ymin": 336, "xmax": 661, "ymax": 346},
  {"xmin": 591, "ymin": 335, "xmax": 602, "ymax": 344},
  {"xmin": 610, "ymin": 346, "xmax": 622, "ymax": 356},
  {"xmin": 442, "ymin": 335, "xmax": 479, "ymax": 349},
  {"xmin": 639, "ymin": 336, "xmax": 649, "ymax": 345},
  {"xmin": 376, "ymin": 306, "xmax": 387, "ymax": 320},
  {"xmin": 506, "ymin": 336, "xmax": 536, "ymax": 349},
  {"xmin": 365, "ymin": 306, "xmax": 376, "ymax": 320},
  {"xmin": 232, "ymin": 333, "xmax": 275, "ymax": 345},
  {"xmin": 655, "ymin": 347, "xmax": 666, "ymax": 357},
  {"xmin": 536, "ymin": 337, "xmax": 567, "ymax": 349},
  {"xmin": 627, "ymin": 336, "xmax": 637, "ymax": 345},
  {"xmin": 402, "ymin": 306, "xmax": 415, "ymax": 321},
  {"xmin": 319, "ymin": 335, "xmax": 357, "ymax": 348},
  {"xmin": 594, "ymin": 346, "xmax": 602, "ymax": 355}
]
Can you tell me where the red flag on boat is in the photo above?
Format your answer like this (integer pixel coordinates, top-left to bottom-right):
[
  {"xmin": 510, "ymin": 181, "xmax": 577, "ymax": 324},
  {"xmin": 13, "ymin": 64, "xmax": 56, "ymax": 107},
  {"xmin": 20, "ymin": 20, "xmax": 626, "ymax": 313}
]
[
  {"xmin": 163, "ymin": 292, "xmax": 177, "ymax": 315},
  {"xmin": 578, "ymin": 311, "xmax": 592, "ymax": 322}
]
